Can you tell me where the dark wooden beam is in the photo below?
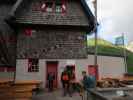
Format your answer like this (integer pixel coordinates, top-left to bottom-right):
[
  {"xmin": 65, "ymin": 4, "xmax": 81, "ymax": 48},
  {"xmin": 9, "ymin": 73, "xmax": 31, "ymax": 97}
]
[{"xmin": 8, "ymin": 22, "xmax": 94, "ymax": 33}]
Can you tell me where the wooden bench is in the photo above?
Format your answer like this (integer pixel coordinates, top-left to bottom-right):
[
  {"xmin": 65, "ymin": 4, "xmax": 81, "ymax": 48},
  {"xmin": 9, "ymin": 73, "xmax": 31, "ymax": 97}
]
[
  {"xmin": 0, "ymin": 79, "xmax": 13, "ymax": 99},
  {"xmin": 0, "ymin": 80, "xmax": 42, "ymax": 100},
  {"xmin": 14, "ymin": 80, "xmax": 41, "ymax": 89},
  {"xmin": 12, "ymin": 80, "xmax": 42, "ymax": 100}
]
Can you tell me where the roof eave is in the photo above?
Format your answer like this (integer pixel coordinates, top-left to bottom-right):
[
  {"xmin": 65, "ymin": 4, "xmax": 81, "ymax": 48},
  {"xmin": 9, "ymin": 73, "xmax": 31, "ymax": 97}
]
[{"xmin": 80, "ymin": 0, "xmax": 96, "ymax": 34}]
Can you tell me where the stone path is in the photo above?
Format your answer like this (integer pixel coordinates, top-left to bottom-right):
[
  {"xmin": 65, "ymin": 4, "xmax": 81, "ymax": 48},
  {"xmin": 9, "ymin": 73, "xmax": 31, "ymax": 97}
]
[{"xmin": 32, "ymin": 90, "xmax": 83, "ymax": 100}]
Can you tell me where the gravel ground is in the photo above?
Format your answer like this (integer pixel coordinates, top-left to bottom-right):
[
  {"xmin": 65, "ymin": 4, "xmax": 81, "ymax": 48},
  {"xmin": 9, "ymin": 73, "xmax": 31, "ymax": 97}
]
[{"xmin": 32, "ymin": 90, "xmax": 83, "ymax": 100}]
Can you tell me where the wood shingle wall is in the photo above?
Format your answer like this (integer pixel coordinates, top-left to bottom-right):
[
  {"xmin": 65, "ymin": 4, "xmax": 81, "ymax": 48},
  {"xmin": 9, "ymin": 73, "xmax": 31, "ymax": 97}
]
[
  {"xmin": 15, "ymin": 0, "xmax": 89, "ymax": 26},
  {"xmin": 17, "ymin": 30, "xmax": 87, "ymax": 59}
]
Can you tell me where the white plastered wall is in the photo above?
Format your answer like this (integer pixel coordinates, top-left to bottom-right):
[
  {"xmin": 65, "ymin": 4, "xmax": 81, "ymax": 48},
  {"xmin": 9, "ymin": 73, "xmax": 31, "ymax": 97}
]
[{"xmin": 16, "ymin": 55, "xmax": 125, "ymax": 88}]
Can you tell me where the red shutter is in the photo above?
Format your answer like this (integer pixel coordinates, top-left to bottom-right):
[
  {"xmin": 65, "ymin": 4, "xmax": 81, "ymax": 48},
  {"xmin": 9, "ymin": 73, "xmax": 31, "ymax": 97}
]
[
  {"xmin": 88, "ymin": 65, "xmax": 99, "ymax": 80},
  {"xmin": 8, "ymin": 36, "xmax": 17, "ymax": 43},
  {"xmin": 28, "ymin": 59, "xmax": 32, "ymax": 72},
  {"xmin": 62, "ymin": 0, "xmax": 66, "ymax": 14},
  {"xmin": 41, "ymin": 3, "xmax": 47, "ymax": 12},
  {"xmin": 24, "ymin": 29, "xmax": 32, "ymax": 36}
]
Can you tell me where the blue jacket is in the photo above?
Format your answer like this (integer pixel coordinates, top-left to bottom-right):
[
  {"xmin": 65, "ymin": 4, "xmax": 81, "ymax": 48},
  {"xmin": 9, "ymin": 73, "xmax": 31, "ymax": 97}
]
[{"xmin": 83, "ymin": 75, "xmax": 96, "ymax": 89}]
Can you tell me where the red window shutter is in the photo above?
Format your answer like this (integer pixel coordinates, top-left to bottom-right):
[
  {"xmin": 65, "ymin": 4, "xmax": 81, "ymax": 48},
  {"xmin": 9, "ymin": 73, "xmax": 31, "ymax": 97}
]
[
  {"xmin": 62, "ymin": 0, "xmax": 66, "ymax": 14},
  {"xmin": 41, "ymin": 3, "xmax": 47, "ymax": 12},
  {"xmin": 28, "ymin": 59, "xmax": 32, "ymax": 72},
  {"xmin": 8, "ymin": 36, "xmax": 17, "ymax": 43},
  {"xmin": 24, "ymin": 29, "xmax": 32, "ymax": 36}
]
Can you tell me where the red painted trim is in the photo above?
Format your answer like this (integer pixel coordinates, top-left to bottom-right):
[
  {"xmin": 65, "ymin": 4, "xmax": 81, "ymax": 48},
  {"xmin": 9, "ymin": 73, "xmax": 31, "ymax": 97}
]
[
  {"xmin": 7, "ymin": 67, "xmax": 16, "ymax": 72},
  {"xmin": 0, "ymin": 67, "xmax": 15, "ymax": 72},
  {"xmin": 56, "ymin": 62, "xmax": 58, "ymax": 88},
  {"xmin": 24, "ymin": 29, "xmax": 32, "ymax": 36},
  {"xmin": 52, "ymin": 0, "xmax": 55, "ymax": 13},
  {"xmin": 61, "ymin": 0, "xmax": 67, "ymax": 15},
  {"xmin": 46, "ymin": 61, "xmax": 58, "ymax": 88},
  {"xmin": 41, "ymin": 2, "xmax": 47, "ymax": 12},
  {"xmin": 88, "ymin": 65, "xmax": 99, "ymax": 80},
  {"xmin": 0, "ymin": 67, "xmax": 5, "ymax": 72}
]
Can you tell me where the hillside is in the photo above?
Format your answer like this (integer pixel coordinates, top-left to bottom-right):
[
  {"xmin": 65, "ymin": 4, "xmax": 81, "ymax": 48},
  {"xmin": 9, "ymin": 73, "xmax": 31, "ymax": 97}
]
[
  {"xmin": 127, "ymin": 42, "xmax": 133, "ymax": 52},
  {"xmin": 87, "ymin": 38, "xmax": 133, "ymax": 73}
]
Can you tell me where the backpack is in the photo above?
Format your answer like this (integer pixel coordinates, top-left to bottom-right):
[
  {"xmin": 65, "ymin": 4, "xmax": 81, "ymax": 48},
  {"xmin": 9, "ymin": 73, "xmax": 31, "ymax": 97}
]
[{"xmin": 62, "ymin": 74, "xmax": 69, "ymax": 81}]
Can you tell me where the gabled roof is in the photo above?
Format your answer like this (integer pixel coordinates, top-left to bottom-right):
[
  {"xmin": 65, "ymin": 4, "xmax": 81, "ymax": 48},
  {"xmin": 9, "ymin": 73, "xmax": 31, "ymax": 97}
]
[{"xmin": 6, "ymin": 0, "xmax": 96, "ymax": 33}]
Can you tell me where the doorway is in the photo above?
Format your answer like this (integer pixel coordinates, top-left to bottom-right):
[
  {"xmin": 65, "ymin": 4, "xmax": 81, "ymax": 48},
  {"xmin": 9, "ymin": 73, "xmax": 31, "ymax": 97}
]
[
  {"xmin": 66, "ymin": 65, "xmax": 76, "ymax": 80},
  {"xmin": 88, "ymin": 65, "xmax": 99, "ymax": 80},
  {"xmin": 46, "ymin": 61, "xmax": 58, "ymax": 88}
]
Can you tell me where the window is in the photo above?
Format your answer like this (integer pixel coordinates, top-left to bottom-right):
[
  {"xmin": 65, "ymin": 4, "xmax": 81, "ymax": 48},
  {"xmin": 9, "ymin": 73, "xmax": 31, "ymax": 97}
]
[
  {"xmin": 41, "ymin": 2, "xmax": 53, "ymax": 12},
  {"xmin": 28, "ymin": 58, "xmax": 39, "ymax": 72},
  {"xmin": 40, "ymin": 0, "xmax": 67, "ymax": 13},
  {"xmin": 55, "ymin": 0, "xmax": 66, "ymax": 13},
  {"xmin": 46, "ymin": 2, "xmax": 53, "ymax": 12},
  {"xmin": 56, "ymin": 4, "xmax": 62, "ymax": 13}
]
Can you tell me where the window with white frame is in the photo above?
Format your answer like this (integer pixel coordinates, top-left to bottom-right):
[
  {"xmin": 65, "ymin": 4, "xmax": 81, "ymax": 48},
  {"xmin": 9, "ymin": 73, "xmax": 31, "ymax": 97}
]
[
  {"xmin": 40, "ymin": 0, "xmax": 67, "ymax": 13},
  {"xmin": 41, "ymin": 2, "xmax": 53, "ymax": 12},
  {"xmin": 46, "ymin": 2, "xmax": 53, "ymax": 12},
  {"xmin": 55, "ymin": 0, "xmax": 66, "ymax": 13},
  {"xmin": 28, "ymin": 58, "xmax": 39, "ymax": 72},
  {"xmin": 56, "ymin": 4, "xmax": 62, "ymax": 13}
]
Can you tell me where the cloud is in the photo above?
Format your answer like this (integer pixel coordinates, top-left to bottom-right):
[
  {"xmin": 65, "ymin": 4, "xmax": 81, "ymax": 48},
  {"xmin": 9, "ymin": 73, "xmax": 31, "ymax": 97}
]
[{"xmin": 86, "ymin": 0, "xmax": 133, "ymax": 43}]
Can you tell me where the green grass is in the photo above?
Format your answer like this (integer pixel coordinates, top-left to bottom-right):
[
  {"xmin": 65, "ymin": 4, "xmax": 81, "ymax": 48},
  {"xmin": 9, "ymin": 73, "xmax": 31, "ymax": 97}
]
[{"xmin": 87, "ymin": 38, "xmax": 133, "ymax": 73}]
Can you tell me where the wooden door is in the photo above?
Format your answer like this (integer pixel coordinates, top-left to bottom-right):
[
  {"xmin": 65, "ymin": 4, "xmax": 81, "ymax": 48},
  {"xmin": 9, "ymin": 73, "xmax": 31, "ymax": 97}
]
[
  {"xmin": 46, "ymin": 61, "xmax": 58, "ymax": 88},
  {"xmin": 88, "ymin": 65, "xmax": 99, "ymax": 80}
]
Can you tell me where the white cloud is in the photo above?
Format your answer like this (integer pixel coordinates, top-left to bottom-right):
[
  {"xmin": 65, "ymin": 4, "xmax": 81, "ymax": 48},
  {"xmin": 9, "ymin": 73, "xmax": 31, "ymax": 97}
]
[{"xmin": 86, "ymin": 0, "xmax": 133, "ymax": 43}]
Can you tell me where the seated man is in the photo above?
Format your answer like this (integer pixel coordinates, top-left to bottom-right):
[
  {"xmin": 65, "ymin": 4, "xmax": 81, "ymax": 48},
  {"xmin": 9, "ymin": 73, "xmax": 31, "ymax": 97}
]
[{"xmin": 82, "ymin": 71, "xmax": 96, "ymax": 90}]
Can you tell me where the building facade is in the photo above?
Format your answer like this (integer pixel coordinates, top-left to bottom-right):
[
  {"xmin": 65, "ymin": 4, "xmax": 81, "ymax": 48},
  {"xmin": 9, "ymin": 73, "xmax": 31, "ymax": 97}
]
[
  {"xmin": 6, "ymin": 0, "xmax": 95, "ymax": 88},
  {"xmin": 15, "ymin": 55, "xmax": 125, "ymax": 88},
  {"xmin": 4, "ymin": 0, "xmax": 125, "ymax": 88}
]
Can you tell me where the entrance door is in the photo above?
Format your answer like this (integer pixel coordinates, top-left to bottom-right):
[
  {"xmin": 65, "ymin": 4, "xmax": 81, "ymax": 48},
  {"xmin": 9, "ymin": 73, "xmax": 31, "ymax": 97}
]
[
  {"xmin": 46, "ymin": 61, "xmax": 58, "ymax": 88},
  {"xmin": 88, "ymin": 65, "xmax": 99, "ymax": 80},
  {"xmin": 66, "ymin": 65, "xmax": 76, "ymax": 80}
]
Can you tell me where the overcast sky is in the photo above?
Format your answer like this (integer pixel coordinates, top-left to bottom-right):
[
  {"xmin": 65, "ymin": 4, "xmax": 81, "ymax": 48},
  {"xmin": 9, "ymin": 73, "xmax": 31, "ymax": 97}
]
[{"xmin": 86, "ymin": 0, "xmax": 133, "ymax": 44}]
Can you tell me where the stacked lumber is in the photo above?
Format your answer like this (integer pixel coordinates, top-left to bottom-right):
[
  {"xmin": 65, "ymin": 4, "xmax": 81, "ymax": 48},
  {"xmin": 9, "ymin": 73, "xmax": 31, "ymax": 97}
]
[
  {"xmin": 0, "ymin": 80, "xmax": 42, "ymax": 100},
  {"xmin": 97, "ymin": 78, "xmax": 126, "ymax": 88},
  {"xmin": 0, "ymin": 80, "xmax": 13, "ymax": 99}
]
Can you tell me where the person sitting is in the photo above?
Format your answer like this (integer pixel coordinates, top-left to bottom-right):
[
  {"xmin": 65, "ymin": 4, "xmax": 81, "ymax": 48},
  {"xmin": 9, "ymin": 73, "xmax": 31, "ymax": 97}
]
[{"xmin": 82, "ymin": 71, "xmax": 96, "ymax": 90}]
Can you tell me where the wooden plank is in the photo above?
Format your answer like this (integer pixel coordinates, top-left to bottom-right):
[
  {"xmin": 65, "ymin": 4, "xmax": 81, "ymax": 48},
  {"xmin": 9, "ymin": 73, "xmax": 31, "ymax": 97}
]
[
  {"xmin": 13, "ymin": 85, "xmax": 37, "ymax": 91},
  {"xmin": 12, "ymin": 92, "xmax": 32, "ymax": 98},
  {"xmin": 14, "ymin": 98, "xmax": 32, "ymax": 100},
  {"xmin": 10, "ymin": 87, "xmax": 33, "ymax": 99},
  {"xmin": 14, "ymin": 80, "xmax": 42, "ymax": 85},
  {"xmin": 0, "ymin": 80, "xmax": 42, "ymax": 99}
]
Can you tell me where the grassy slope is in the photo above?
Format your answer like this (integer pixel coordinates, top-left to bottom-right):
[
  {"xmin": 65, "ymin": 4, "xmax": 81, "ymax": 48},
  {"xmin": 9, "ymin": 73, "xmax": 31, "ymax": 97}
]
[{"xmin": 87, "ymin": 38, "xmax": 133, "ymax": 73}]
